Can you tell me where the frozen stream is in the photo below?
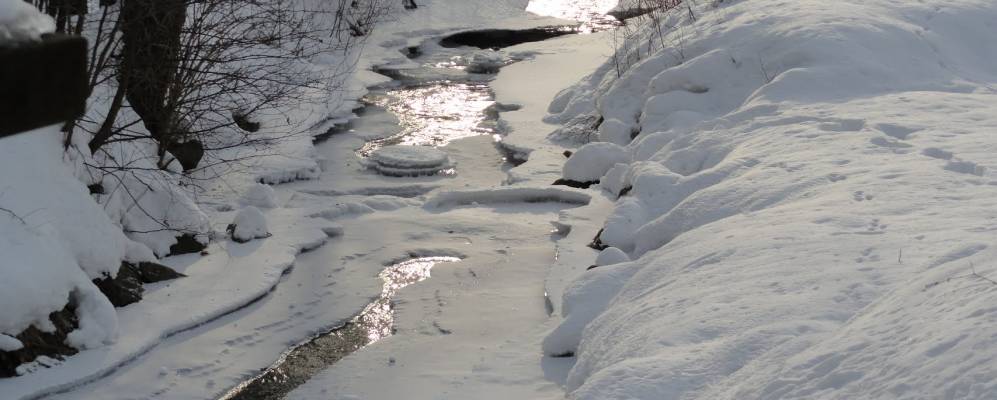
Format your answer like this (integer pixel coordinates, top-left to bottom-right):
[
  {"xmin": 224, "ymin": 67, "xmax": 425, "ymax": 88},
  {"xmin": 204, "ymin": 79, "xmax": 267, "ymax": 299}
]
[
  {"xmin": 36, "ymin": 2, "xmax": 615, "ymax": 400},
  {"xmin": 224, "ymin": 26, "xmax": 587, "ymax": 400}
]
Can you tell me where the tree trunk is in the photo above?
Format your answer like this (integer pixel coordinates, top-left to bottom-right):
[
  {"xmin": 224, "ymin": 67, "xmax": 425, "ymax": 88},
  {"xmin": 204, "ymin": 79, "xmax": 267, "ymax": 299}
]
[{"xmin": 119, "ymin": 0, "xmax": 186, "ymax": 164}]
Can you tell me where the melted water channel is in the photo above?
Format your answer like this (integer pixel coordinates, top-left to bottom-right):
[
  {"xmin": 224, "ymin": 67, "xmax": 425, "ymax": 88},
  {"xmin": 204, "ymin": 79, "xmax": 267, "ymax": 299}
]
[{"xmin": 220, "ymin": 257, "xmax": 461, "ymax": 400}]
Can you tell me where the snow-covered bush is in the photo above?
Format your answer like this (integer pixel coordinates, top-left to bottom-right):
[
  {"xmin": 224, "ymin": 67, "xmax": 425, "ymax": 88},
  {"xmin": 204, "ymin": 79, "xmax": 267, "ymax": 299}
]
[{"xmin": 85, "ymin": 138, "xmax": 211, "ymax": 257}]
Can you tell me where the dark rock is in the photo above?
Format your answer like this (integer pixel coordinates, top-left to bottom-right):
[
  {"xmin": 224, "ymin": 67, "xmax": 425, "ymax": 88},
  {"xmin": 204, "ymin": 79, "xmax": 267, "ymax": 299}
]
[
  {"xmin": 0, "ymin": 302, "xmax": 79, "ymax": 378},
  {"xmin": 233, "ymin": 112, "xmax": 261, "ymax": 133},
  {"xmin": 550, "ymin": 351, "xmax": 575, "ymax": 358},
  {"xmin": 618, "ymin": 185, "xmax": 633, "ymax": 197},
  {"xmin": 168, "ymin": 233, "xmax": 207, "ymax": 256},
  {"xmin": 166, "ymin": 140, "xmax": 204, "ymax": 172},
  {"xmin": 403, "ymin": 46, "xmax": 422, "ymax": 59},
  {"xmin": 87, "ymin": 183, "xmax": 104, "ymax": 195},
  {"xmin": 586, "ymin": 265, "xmax": 599, "ymax": 271},
  {"xmin": 562, "ymin": 150, "xmax": 573, "ymax": 158},
  {"xmin": 93, "ymin": 265, "xmax": 144, "ymax": 307},
  {"xmin": 588, "ymin": 228, "xmax": 608, "ymax": 251},
  {"xmin": 553, "ymin": 178, "xmax": 599, "ymax": 189},
  {"xmin": 93, "ymin": 261, "xmax": 185, "ymax": 308},
  {"xmin": 133, "ymin": 261, "xmax": 186, "ymax": 284}
]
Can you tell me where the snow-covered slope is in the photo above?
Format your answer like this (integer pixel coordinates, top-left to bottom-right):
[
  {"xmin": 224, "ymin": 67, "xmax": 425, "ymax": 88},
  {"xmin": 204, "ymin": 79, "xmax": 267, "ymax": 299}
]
[
  {"xmin": 545, "ymin": 0, "xmax": 997, "ymax": 399},
  {"xmin": 0, "ymin": 129, "xmax": 125, "ymax": 352}
]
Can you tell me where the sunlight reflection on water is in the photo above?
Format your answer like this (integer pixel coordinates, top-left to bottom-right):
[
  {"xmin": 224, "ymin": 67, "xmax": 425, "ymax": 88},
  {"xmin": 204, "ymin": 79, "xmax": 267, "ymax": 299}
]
[
  {"xmin": 526, "ymin": 0, "xmax": 620, "ymax": 31},
  {"xmin": 358, "ymin": 82, "xmax": 496, "ymax": 156},
  {"xmin": 221, "ymin": 257, "xmax": 462, "ymax": 400}
]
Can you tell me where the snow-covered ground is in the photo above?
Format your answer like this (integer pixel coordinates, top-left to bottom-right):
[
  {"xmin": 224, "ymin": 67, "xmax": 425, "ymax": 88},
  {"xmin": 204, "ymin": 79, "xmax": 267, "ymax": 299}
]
[
  {"xmin": 538, "ymin": 0, "xmax": 997, "ymax": 399},
  {"xmin": 8, "ymin": 0, "xmax": 997, "ymax": 399}
]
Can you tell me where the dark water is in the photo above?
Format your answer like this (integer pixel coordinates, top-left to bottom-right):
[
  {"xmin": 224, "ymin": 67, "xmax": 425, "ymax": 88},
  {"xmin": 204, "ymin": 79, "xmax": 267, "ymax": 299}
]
[{"xmin": 220, "ymin": 257, "xmax": 460, "ymax": 400}]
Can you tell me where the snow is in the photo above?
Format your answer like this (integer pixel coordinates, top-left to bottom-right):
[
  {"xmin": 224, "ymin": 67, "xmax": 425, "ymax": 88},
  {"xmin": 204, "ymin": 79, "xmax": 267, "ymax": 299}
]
[
  {"xmin": 465, "ymin": 50, "xmax": 507, "ymax": 73},
  {"xmin": 594, "ymin": 247, "xmax": 629, "ymax": 267},
  {"xmin": 539, "ymin": 0, "xmax": 997, "ymax": 399},
  {"xmin": 365, "ymin": 147, "xmax": 454, "ymax": 177},
  {"xmin": 562, "ymin": 142, "xmax": 629, "ymax": 182},
  {"xmin": 230, "ymin": 206, "xmax": 269, "ymax": 242},
  {"xmin": 366, "ymin": 145, "xmax": 453, "ymax": 177},
  {"xmin": 0, "ymin": 334, "xmax": 23, "ymax": 352},
  {"xmin": 12, "ymin": 0, "xmax": 997, "ymax": 399},
  {"xmin": 0, "ymin": 0, "xmax": 54, "ymax": 42},
  {"xmin": 87, "ymin": 139, "xmax": 211, "ymax": 258},
  {"xmin": 0, "ymin": 128, "xmax": 123, "ymax": 350},
  {"xmin": 239, "ymin": 183, "xmax": 278, "ymax": 209}
]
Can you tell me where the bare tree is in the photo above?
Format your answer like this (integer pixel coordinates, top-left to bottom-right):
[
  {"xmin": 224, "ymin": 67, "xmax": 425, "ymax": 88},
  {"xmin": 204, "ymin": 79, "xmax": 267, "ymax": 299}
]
[{"xmin": 610, "ymin": 0, "xmax": 690, "ymax": 77}]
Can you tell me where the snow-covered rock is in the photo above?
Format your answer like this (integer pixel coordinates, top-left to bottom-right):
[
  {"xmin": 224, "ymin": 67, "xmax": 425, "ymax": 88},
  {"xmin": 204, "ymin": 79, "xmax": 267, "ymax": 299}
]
[
  {"xmin": 0, "ymin": 0, "xmax": 54, "ymax": 43},
  {"xmin": 365, "ymin": 145, "xmax": 453, "ymax": 177},
  {"xmin": 0, "ymin": 128, "xmax": 122, "ymax": 354},
  {"xmin": 465, "ymin": 50, "xmax": 506, "ymax": 74},
  {"xmin": 230, "ymin": 206, "xmax": 270, "ymax": 243},
  {"xmin": 597, "ymin": 118, "xmax": 634, "ymax": 146},
  {"xmin": 561, "ymin": 142, "xmax": 629, "ymax": 183},
  {"xmin": 594, "ymin": 247, "xmax": 629, "ymax": 267},
  {"xmin": 0, "ymin": 334, "xmax": 22, "ymax": 352}
]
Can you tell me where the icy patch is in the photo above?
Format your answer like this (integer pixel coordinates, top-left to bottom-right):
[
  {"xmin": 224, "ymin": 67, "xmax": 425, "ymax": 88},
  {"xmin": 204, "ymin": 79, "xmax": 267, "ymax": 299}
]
[
  {"xmin": 424, "ymin": 187, "xmax": 591, "ymax": 208},
  {"xmin": 364, "ymin": 145, "xmax": 454, "ymax": 177}
]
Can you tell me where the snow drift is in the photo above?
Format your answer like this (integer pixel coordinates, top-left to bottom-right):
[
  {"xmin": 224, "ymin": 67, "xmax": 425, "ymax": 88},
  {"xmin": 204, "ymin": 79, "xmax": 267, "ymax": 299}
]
[{"xmin": 546, "ymin": 0, "xmax": 997, "ymax": 399}]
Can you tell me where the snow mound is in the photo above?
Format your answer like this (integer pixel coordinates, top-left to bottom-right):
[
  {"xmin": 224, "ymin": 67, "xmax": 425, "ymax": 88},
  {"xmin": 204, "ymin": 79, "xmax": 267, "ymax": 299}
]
[
  {"xmin": 0, "ymin": 334, "xmax": 22, "ymax": 352},
  {"xmin": 0, "ymin": 0, "xmax": 54, "ymax": 43},
  {"xmin": 240, "ymin": 183, "xmax": 278, "ymax": 209},
  {"xmin": 595, "ymin": 247, "xmax": 630, "ymax": 267},
  {"xmin": 87, "ymin": 139, "xmax": 211, "ymax": 257},
  {"xmin": 562, "ymin": 142, "xmax": 629, "ymax": 183},
  {"xmin": 365, "ymin": 145, "xmax": 453, "ymax": 177},
  {"xmin": 0, "ymin": 129, "xmax": 121, "ymax": 350},
  {"xmin": 231, "ymin": 206, "xmax": 270, "ymax": 243}
]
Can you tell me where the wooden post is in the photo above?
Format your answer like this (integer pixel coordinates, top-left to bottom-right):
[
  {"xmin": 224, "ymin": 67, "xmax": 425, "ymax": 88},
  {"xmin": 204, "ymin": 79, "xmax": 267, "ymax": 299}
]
[{"xmin": 0, "ymin": 34, "xmax": 88, "ymax": 138}]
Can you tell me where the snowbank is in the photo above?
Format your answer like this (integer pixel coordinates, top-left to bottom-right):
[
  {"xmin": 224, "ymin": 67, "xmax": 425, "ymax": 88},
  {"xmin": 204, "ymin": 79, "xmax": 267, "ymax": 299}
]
[
  {"xmin": 0, "ymin": 0, "xmax": 54, "ymax": 42},
  {"xmin": 0, "ymin": 129, "xmax": 122, "ymax": 352},
  {"xmin": 545, "ymin": 0, "xmax": 997, "ymax": 398}
]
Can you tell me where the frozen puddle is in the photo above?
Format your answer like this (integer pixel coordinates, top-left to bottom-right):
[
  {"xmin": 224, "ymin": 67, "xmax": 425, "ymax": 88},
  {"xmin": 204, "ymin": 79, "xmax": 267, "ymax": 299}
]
[{"xmin": 221, "ymin": 257, "xmax": 461, "ymax": 400}]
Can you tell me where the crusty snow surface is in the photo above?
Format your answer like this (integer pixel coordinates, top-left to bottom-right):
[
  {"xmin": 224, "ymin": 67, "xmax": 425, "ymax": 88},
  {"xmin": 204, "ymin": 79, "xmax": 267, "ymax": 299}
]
[{"xmin": 544, "ymin": 0, "xmax": 997, "ymax": 399}]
